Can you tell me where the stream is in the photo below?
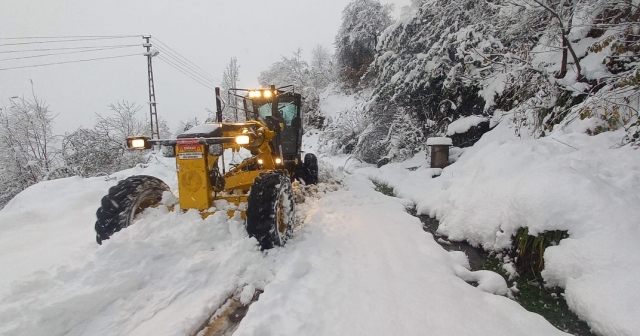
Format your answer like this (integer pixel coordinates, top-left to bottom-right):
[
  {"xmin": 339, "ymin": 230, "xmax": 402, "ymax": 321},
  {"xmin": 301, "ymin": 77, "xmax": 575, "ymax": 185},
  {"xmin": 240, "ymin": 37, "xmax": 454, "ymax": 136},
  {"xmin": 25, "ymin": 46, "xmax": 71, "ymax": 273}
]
[{"xmin": 373, "ymin": 181, "xmax": 596, "ymax": 336}]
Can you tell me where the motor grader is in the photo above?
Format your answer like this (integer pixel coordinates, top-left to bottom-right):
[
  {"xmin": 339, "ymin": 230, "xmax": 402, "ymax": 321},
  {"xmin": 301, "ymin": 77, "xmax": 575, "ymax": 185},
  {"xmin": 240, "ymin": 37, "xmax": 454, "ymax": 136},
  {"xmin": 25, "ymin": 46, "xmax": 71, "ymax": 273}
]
[{"xmin": 94, "ymin": 85, "xmax": 318, "ymax": 249}]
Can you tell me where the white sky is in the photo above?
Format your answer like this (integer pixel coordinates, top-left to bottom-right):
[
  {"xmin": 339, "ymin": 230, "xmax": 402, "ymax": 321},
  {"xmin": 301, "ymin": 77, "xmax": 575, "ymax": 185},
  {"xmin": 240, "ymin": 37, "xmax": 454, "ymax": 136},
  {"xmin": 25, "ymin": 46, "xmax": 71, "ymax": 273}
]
[{"xmin": 0, "ymin": 0, "xmax": 410, "ymax": 135}]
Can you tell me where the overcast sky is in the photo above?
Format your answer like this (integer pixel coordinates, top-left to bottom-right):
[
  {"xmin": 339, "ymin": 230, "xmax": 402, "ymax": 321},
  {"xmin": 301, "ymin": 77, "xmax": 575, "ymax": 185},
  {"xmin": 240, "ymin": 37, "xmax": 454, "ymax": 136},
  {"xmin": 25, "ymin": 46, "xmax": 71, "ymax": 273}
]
[{"xmin": 1, "ymin": 0, "xmax": 410, "ymax": 134}]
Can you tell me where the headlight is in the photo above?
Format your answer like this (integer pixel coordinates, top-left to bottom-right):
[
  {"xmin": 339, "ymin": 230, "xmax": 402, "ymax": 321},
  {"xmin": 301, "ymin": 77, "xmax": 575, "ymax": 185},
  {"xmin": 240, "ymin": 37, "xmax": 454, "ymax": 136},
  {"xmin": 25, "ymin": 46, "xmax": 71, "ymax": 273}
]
[
  {"xmin": 257, "ymin": 158, "xmax": 264, "ymax": 165},
  {"xmin": 131, "ymin": 139, "xmax": 146, "ymax": 148},
  {"xmin": 127, "ymin": 137, "xmax": 150, "ymax": 149},
  {"xmin": 263, "ymin": 90, "xmax": 272, "ymax": 98},
  {"xmin": 275, "ymin": 157, "xmax": 282, "ymax": 165},
  {"xmin": 248, "ymin": 90, "xmax": 261, "ymax": 98},
  {"xmin": 235, "ymin": 135, "xmax": 250, "ymax": 145}
]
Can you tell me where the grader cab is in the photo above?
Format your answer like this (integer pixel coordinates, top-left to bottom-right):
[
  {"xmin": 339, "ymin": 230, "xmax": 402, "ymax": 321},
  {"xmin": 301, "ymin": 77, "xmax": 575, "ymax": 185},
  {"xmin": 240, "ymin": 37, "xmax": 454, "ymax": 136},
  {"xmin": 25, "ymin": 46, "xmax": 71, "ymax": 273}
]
[{"xmin": 95, "ymin": 85, "xmax": 318, "ymax": 249}]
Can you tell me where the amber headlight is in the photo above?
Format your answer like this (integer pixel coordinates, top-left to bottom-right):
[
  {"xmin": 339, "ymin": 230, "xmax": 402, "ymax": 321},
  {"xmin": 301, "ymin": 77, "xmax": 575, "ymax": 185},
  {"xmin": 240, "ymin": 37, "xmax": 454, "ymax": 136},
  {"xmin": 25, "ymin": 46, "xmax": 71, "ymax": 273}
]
[{"xmin": 235, "ymin": 135, "xmax": 250, "ymax": 145}]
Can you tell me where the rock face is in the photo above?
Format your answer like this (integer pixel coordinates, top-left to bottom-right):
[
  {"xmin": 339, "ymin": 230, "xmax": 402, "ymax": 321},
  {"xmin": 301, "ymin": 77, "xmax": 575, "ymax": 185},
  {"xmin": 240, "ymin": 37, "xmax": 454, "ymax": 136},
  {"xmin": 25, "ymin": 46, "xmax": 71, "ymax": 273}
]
[{"xmin": 450, "ymin": 120, "xmax": 491, "ymax": 148}]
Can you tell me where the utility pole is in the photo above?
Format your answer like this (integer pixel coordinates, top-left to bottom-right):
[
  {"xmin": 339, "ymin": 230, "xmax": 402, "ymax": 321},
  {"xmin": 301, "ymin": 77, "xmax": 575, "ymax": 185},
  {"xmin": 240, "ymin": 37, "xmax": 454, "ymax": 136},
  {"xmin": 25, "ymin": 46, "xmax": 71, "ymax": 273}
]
[{"xmin": 143, "ymin": 36, "xmax": 160, "ymax": 139}]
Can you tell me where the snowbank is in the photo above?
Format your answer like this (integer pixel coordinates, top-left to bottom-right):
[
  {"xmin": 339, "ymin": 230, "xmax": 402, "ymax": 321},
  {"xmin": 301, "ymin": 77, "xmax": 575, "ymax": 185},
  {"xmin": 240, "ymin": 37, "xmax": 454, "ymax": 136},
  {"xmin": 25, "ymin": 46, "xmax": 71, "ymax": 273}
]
[
  {"xmin": 353, "ymin": 120, "xmax": 640, "ymax": 336},
  {"xmin": 446, "ymin": 115, "xmax": 488, "ymax": 136},
  {"xmin": 0, "ymin": 156, "xmax": 272, "ymax": 336}
]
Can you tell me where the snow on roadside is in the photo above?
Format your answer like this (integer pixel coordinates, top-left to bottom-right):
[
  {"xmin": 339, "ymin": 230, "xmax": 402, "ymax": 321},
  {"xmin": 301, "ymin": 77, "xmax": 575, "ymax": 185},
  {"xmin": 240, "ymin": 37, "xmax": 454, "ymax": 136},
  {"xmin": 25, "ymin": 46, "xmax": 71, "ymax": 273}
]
[
  {"xmin": 318, "ymin": 84, "xmax": 358, "ymax": 121},
  {"xmin": 0, "ymin": 155, "xmax": 273, "ymax": 336},
  {"xmin": 351, "ymin": 120, "xmax": 640, "ymax": 336},
  {"xmin": 446, "ymin": 115, "xmax": 488, "ymax": 136},
  {"xmin": 234, "ymin": 174, "xmax": 565, "ymax": 336}
]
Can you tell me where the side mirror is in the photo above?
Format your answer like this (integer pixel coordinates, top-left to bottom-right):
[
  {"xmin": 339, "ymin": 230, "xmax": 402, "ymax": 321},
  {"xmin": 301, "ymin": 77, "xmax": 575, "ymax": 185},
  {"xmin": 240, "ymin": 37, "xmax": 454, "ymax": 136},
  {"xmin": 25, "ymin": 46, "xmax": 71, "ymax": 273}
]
[{"xmin": 126, "ymin": 136, "xmax": 152, "ymax": 149}]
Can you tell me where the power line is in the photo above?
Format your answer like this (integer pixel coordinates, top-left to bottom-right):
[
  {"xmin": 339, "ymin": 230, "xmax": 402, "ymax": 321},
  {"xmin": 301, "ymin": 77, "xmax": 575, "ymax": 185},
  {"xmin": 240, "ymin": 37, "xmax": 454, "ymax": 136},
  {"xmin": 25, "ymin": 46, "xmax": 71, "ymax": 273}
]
[
  {"xmin": 0, "ymin": 53, "xmax": 140, "ymax": 71},
  {"xmin": 0, "ymin": 44, "xmax": 140, "ymax": 54},
  {"xmin": 153, "ymin": 44, "xmax": 215, "ymax": 81},
  {"xmin": 0, "ymin": 36, "xmax": 138, "ymax": 47},
  {"xmin": 0, "ymin": 35, "xmax": 141, "ymax": 40},
  {"xmin": 0, "ymin": 45, "xmax": 139, "ymax": 61},
  {"xmin": 156, "ymin": 56, "xmax": 217, "ymax": 91},
  {"xmin": 154, "ymin": 45, "xmax": 220, "ymax": 86},
  {"xmin": 157, "ymin": 55, "xmax": 218, "ymax": 89},
  {"xmin": 153, "ymin": 37, "xmax": 220, "ymax": 81}
]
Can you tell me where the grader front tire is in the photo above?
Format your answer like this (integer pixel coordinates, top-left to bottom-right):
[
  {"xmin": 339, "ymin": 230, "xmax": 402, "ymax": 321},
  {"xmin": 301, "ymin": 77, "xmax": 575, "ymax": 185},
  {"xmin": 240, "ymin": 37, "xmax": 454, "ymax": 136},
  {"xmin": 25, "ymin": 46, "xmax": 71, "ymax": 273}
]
[
  {"xmin": 246, "ymin": 171, "xmax": 295, "ymax": 250},
  {"xmin": 302, "ymin": 153, "xmax": 319, "ymax": 185},
  {"xmin": 95, "ymin": 175, "xmax": 170, "ymax": 244}
]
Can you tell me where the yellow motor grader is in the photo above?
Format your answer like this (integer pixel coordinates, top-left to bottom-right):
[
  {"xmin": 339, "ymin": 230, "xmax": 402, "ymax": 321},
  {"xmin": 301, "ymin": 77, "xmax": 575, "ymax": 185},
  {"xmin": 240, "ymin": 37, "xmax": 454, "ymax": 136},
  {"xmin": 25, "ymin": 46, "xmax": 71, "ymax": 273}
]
[{"xmin": 94, "ymin": 85, "xmax": 318, "ymax": 249}]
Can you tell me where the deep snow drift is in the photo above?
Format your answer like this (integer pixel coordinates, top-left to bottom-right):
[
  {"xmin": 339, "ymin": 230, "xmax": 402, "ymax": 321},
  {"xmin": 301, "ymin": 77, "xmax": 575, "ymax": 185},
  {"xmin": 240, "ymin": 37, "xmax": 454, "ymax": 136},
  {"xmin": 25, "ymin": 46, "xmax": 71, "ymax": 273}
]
[
  {"xmin": 0, "ymin": 149, "xmax": 569, "ymax": 335},
  {"xmin": 356, "ymin": 119, "xmax": 640, "ymax": 336}
]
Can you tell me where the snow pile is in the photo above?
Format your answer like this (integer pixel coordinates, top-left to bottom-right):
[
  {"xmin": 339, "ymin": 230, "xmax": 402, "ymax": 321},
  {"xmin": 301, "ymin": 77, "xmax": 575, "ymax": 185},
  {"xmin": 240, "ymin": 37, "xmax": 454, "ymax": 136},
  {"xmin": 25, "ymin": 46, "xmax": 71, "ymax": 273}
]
[
  {"xmin": 354, "ymin": 120, "xmax": 640, "ymax": 336},
  {"xmin": 0, "ymin": 156, "xmax": 272, "ymax": 336},
  {"xmin": 446, "ymin": 115, "xmax": 488, "ymax": 136}
]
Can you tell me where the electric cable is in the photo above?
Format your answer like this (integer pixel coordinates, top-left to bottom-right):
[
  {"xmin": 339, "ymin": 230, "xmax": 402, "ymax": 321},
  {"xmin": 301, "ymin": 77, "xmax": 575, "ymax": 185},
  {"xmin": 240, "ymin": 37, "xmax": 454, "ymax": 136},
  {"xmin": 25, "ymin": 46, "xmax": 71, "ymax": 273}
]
[
  {"xmin": 153, "ymin": 37, "xmax": 221, "ymax": 81},
  {"xmin": 156, "ymin": 56, "xmax": 218, "ymax": 91},
  {"xmin": 0, "ymin": 44, "xmax": 140, "ymax": 54},
  {"xmin": 153, "ymin": 45, "xmax": 213, "ymax": 79},
  {"xmin": 0, "ymin": 53, "xmax": 140, "ymax": 71},
  {"xmin": 0, "ymin": 35, "xmax": 141, "ymax": 40},
  {"xmin": 154, "ymin": 45, "xmax": 219, "ymax": 86},
  {"xmin": 153, "ymin": 44, "xmax": 223, "ymax": 85},
  {"xmin": 0, "ymin": 36, "xmax": 138, "ymax": 47},
  {"xmin": 0, "ymin": 45, "xmax": 139, "ymax": 61}
]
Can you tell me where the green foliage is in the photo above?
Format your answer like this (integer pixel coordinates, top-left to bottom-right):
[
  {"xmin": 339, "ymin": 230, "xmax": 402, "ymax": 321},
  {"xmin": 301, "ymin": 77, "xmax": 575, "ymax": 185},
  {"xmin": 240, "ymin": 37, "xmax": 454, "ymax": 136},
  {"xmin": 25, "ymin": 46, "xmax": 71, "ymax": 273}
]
[
  {"xmin": 512, "ymin": 228, "xmax": 569, "ymax": 279},
  {"xmin": 372, "ymin": 180, "xmax": 394, "ymax": 196}
]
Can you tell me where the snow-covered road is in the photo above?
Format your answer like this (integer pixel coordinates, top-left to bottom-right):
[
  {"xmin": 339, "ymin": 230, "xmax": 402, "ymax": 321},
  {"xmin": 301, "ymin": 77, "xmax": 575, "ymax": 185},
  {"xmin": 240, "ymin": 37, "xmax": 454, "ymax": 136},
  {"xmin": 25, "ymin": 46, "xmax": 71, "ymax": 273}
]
[
  {"xmin": 235, "ymin": 174, "xmax": 565, "ymax": 335},
  {"xmin": 0, "ymin": 156, "xmax": 566, "ymax": 336}
]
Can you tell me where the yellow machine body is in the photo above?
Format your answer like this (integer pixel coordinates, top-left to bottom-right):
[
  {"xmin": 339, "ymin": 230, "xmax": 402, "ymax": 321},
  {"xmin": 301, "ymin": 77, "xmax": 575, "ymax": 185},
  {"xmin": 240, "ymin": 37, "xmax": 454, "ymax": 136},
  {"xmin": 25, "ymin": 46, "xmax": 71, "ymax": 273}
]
[{"xmin": 174, "ymin": 120, "xmax": 284, "ymax": 218}]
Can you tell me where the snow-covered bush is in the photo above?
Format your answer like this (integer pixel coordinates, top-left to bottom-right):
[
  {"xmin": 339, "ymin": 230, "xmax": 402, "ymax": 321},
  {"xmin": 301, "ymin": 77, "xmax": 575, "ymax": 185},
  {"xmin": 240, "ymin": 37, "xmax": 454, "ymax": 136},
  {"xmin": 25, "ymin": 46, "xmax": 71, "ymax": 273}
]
[{"xmin": 61, "ymin": 128, "xmax": 148, "ymax": 178}]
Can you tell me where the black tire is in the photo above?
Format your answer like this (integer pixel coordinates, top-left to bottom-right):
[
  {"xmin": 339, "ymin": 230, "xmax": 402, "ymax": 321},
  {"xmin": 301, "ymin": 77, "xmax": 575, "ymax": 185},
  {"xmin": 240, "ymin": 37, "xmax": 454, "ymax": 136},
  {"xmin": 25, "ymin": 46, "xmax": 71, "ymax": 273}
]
[
  {"xmin": 302, "ymin": 153, "xmax": 319, "ymax": 185},
  {"xmin": 246, "ymin": 171, "xmax": 295, "ymax": 250},
  {"xmin": 95, "ymin": 175, "xmax": 170, "ymax": 244}
]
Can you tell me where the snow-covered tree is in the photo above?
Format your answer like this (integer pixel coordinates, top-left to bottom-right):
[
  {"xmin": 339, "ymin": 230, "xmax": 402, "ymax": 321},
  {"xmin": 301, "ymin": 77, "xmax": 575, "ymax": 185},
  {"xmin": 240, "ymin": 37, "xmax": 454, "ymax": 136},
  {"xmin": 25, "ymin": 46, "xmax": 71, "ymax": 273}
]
[
  {"xmin": 335, "ymin": 0, "xmax": 393, "ymax": 88},
  {"xmin": 0, "ymin": 94, "xmax": 59, "ymax": 207},
  {"xmin": 310, "ymin": 44, "xmax": 336, "ymax": 89},
  {"xmin": 62, "ymin": 100, "xmax": 151, "ymax": 177},
  {"xmin": 221, "ymin": 57, "xmax": 241, "ymax": 121},
  {"xmin": 175, "ymin": 117, "xmax": 201, "ymax": 137},
  {"xmin": 94, "ymin": 101, "xmax": 148, "ymax": 145},
  {"xmin": 259, "ymin": 48, "xmax": 336, "ymax": 129}
]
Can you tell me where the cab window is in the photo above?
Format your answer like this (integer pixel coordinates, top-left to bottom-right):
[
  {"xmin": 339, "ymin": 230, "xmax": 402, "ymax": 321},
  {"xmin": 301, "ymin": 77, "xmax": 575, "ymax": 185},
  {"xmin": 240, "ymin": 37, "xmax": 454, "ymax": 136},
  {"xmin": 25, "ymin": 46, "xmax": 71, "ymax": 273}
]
[{"xmin": 280, "ymin": 103, "xmax": 297, "ymax": 126}]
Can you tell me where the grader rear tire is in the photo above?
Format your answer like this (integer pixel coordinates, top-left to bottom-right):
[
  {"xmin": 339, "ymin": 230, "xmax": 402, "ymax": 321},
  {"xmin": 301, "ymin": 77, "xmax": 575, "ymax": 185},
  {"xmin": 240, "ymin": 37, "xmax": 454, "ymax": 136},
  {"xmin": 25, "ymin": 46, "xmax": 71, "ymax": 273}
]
[
  {"xmin": 246, "ymin": 171, "xmax": 295, "ymax": 250},
  {"xmin": 95, "ymin": 175, "xmax": 170, "ymax": 244}
]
